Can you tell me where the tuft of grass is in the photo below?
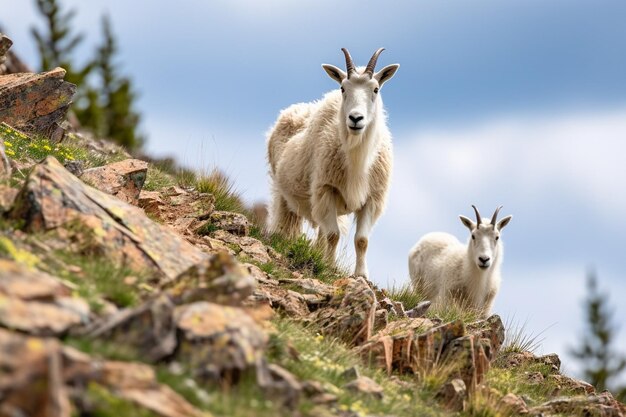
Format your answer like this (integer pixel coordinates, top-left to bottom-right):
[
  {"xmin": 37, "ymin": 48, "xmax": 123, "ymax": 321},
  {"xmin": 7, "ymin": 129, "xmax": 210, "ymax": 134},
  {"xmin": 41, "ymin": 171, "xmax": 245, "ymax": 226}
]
[
  {"xmin": 175, "ymin": 168, "xmax": 198, "ymax": 188},
  {"xmin": 1, "ymin": 123, "xmax": 87, "ymax": 164},
  {"xmin": 250, "ymin": 226, "xmax": 342, "ymax": 283},
  {"xmin": 143, "ymin": 164, "xmax": 176, "ymax": 191},
  {"xmin": 500, "ymin": 316, "xmax": 548, "ymax": 354},
  {"xmin": 195, "ymin": 169, "xmax": 245, "ymax": 213},
  {"xmin": 386, "ymin": 282, "xmax": 424, "ymax": 310},
  {"xmin": 429, "ymin": 301, "xmax": 483, "ymax": 324}
]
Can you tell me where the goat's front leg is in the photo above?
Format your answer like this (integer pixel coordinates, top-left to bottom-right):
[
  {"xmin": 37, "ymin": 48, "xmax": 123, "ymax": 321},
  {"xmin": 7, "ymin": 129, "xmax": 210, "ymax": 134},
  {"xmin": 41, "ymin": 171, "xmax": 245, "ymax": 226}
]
[
  {"xmin": 312, "ymin": 185, "xmax": 340, "ymax": 264},
  {"xmin": 354, "ymin": 201, "xmax": 377, "ymax": 278}
]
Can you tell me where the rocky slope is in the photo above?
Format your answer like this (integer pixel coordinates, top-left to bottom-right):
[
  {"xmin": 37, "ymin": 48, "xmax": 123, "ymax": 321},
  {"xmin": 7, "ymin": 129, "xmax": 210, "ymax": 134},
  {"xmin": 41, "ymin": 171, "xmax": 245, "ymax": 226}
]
[{"xmin": 1, "ymin": 34, "xmax": 625, "ymax": 417}]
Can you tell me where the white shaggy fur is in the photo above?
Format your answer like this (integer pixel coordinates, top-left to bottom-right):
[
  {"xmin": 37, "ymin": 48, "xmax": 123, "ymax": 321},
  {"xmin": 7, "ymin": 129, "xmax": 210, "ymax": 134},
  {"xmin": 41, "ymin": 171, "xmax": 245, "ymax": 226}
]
[
  {"xmin": 266, "ymin": 48, "xmax": 399, "ymax": 278},
  {"xmin": 408, "ymin": 206, "xmax": 512, "ymax": 317}
]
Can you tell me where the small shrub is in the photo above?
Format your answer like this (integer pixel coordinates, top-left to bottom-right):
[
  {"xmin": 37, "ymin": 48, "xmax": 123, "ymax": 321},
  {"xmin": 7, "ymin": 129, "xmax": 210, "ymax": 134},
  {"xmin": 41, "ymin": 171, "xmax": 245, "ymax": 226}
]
[{"xmin": 500, "ymin": 316, "xmax": 547, "ymax": 354}]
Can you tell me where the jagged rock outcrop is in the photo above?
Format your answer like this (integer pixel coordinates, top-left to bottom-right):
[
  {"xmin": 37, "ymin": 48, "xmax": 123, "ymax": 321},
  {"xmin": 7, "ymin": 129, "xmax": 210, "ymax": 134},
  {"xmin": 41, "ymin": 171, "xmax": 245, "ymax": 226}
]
[
  {"xmin": 80, "ymin": 159, "xmax": 148, "ymax": 205},
  {"xmin": 0, "ymin": 67, "xmax": 75, "ymax": 141},
  {"xmin": 313, "ymin": 277, "xmax": 377, "ymax": 346},
  {"xmin": 175, "ymin": 301, "xmax": 268, "ymax": 381},
  {"xmin": 8, "ymin": 156, "xmax": 206, "ymax": 281},
  {"xmin": 164, "ymin": 251, "xmax": 255, "ymax": 305},
  {"xmin": 436, "ymin": 378, "xmax": 467, "ymax": 411},
  {"xmin": 358, "ymin": 314, "xmax": 505, "ymax": 393},
  {"xmin": 88, "ymin": 294, "xmax": 178, "ymax": 362}
]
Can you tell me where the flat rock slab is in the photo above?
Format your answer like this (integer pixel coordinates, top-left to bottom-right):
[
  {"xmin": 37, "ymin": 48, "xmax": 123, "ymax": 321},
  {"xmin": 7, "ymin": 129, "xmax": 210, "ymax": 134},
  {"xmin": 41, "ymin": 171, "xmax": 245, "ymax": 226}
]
[
  {"xmin": 0, "ymin": 258, "xmax": 71, "ymax": 300},
  {"xmin": 0, "ymin": 68, "xmax": 75, "ymax": 141},
  {"xmin": 8, "ymin": 156, "xmax": 206, "ymax": 282},
  {"xmin": 0, "ymin": 259, "xmax": 88, "ymax": 336},
  {"xmin": 81, "ymin": 159, "xmax": 148, "ymax": 205}
]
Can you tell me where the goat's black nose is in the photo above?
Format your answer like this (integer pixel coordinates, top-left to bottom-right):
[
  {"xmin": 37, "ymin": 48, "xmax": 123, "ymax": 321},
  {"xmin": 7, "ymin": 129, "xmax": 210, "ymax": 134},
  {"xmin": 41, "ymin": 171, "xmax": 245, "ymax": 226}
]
[
  {"xmin": 479, "ymin": 256, "xmax": 490, "ymax": 264},
  {"xmin": 349, "ymin": 114, "xmax": 364, "ymax": 123}
]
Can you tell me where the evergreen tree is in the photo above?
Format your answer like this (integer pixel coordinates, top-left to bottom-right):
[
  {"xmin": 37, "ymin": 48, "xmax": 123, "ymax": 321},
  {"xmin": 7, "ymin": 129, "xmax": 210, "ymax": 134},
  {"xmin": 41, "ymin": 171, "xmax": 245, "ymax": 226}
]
[
  {"xmin": 30, "ymin": 0, "xmax": 93, "ymax": 88},
  {"xmin": 93, "ymin": 15, "xmax": 143, "ymax": 150},
  {"xmin": 570, "ymin": 272, "xmax": 626, "ymax": 400},
  {"xmin": 31, "ymin": 1, "xmax": 143, "ymax": 150}
]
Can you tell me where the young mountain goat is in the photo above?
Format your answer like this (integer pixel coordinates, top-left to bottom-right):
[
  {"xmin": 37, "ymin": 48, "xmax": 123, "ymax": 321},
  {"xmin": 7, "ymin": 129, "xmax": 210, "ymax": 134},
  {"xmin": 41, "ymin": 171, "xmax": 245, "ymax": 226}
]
[
  {"xmin": 267, "ymin": 48, "xmax": 399, "ymax": 278},
  {"xmin": 408, "ymin": 206, "xmax": 513, "ymax": 317}
]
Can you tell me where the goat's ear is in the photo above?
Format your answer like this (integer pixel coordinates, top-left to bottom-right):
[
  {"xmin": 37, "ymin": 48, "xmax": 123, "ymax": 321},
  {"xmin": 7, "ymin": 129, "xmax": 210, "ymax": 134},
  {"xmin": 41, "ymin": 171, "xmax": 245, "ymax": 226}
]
[
  {"xmin": 459, "ymin": 215, "xmax": 475, "ymax": 231},
  {"xmin": 497, "ymin": 215, "xmax": 512, "ymax": 231},
  {"xmin": 375, "ymin": 64, "xmax": 400, "ymax": 87},
  {"xmin": 322, "ymin": 64, "xmax": 346, "ymax": 84}
]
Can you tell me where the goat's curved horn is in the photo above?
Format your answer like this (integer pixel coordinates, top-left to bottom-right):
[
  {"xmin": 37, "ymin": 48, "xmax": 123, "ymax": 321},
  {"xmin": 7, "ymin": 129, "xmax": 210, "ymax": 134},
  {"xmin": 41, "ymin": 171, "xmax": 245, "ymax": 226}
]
[
  {"xmin": 365, "ymin": 47, "xmax": 385, "ymax": 77},
  {"xmin": 341, "ymin": 48, "xmax": 356, "ymax": 78},
  {"xmin": 491, "ymin": 206, "xmax": 503, "ymax": 226},
  {"xmin": 472, "ymin": 205, "xmax": 482, "ymax": 227}
]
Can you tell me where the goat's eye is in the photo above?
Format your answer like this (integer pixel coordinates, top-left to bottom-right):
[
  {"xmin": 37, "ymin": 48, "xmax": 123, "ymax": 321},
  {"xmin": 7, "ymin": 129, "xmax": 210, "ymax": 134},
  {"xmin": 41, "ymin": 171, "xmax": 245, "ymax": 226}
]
[
  {"xmin": 341, "ymin": 87, "xmax": 345, "ymax": 93},
  {"xmin": 495, "ymin": 236, "xmax": 500, "ymax": 241},
  {"xmin": 472, "ymin": 235, "xmax": 475, "ymax": 240},
  {"xmin": 374, "ymin": 87, "xmax": 379, "ymax": 94}
]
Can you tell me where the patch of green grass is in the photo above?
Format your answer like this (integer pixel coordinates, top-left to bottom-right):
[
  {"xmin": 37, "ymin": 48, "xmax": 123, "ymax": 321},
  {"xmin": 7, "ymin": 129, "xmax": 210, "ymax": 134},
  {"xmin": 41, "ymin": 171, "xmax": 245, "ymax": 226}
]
[
  {"xmin": 269, "ymin": 317, "xmax": 450, "ymax": 417},
  {"xmin": 1, "ymin": 122, "xmax": 87, "ymax": 164},
  {"xmin": 175, "ymin": 168, "xmax": 197, "ymax": 188},
  {"xmin": 143, "ymin": 164, "xmax": 176, "ymax": 191},
  {"xmin": 250, "ymin": 227, "xmax": 342, "ymax": 283},
  {"xmin": 196, "ymin": 222, "xmax": 218, "ymax": 236},
  {"xmin": 195, "ymin": 169, "xmax": 245, "ymax": 213},
  {"xmin": 0, "ymin": 235, "xmax": 39, "ymax": 267},
  {"xmin": 52, "ymin": 251, "xmax": 151, "ymax": 310},
  {"xmin": 84, "ymin": 382, "xmax": 159, "ymax": 417},
  {"xmin": 65, "ymin": 337, "xmax": 141, "ymax": 362},
  {"xmin": 486, "ymin": 361, "xmax": 568, "ymax": 407}
]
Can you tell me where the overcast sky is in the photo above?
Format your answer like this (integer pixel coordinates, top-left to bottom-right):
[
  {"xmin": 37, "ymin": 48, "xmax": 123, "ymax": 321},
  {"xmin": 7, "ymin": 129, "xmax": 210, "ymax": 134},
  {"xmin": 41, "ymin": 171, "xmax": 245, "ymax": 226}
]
[{"xmin": 3, "ymin": 0, "xmax": 626, "ymax": 382}]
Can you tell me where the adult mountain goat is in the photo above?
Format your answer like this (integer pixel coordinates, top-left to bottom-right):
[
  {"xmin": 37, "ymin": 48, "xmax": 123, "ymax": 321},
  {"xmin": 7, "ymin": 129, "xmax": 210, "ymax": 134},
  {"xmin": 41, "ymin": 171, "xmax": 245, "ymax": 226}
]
[
  {"xmin": 408, "ymin": 206, "xmax": 512, "ymax": 317},
  {"xmin": 267, "ymin": 48, "xmax": 399, "ymax": 278}
]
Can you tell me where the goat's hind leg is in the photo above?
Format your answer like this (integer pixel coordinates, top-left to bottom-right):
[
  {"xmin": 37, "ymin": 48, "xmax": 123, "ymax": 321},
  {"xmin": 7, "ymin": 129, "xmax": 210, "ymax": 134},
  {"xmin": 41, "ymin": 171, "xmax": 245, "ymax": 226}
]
[
  {"xmin": 312, "ymin": 185, "xmax": 341, "ymax": 265},
  {"xmin": 269, "ymin": 193, "xmax": 302, "ymax": 239}
]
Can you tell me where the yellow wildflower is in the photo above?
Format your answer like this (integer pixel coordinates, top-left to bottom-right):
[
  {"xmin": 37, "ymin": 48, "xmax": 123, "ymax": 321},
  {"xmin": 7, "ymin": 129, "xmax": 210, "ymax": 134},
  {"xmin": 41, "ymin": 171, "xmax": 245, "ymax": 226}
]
[
  {"xmin": 3, "ymin": 141, "xmax": 12, "ymax": 147},
  {"xmin": 43, "ymin": 144, "xmax": 52, "ymax": 151},
  {"xmin": 5, "ymin": 148, "xmax": 15, "ymax": 157}
]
